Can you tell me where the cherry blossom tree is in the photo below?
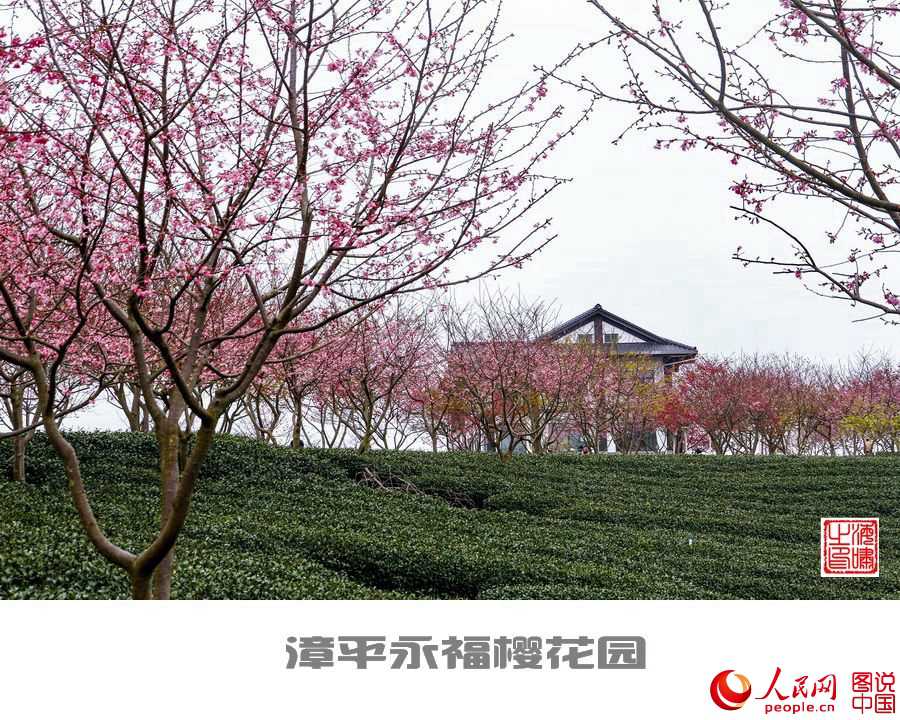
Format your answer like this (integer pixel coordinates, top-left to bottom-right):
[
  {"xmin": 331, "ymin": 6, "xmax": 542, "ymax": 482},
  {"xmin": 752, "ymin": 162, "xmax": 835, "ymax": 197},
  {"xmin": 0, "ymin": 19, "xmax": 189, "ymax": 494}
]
[
  {"xmin": 840, "ymin": 356, "xmax": 900, "ymax": 454},
  {"xmin": 0, "ymin": 361, "xmax": 99, "ymax": 482},
  {"xmin": 405, "ymin": 370, "xmax": 455, "ymax": 452},
  {"xmin": 582, "ymin": 1, "xmax": 900, "ymax": 322},
  {"xmin": 0, "ymin": 363, "xmax": 42, "ymax": 481},
  {"xmin": 660, "ymin": 358, "xmax": 752, "ymax": 455},
  {"xmin": 238, "ymin": 372, "xmax": 289, "ymax": 445},
  {"xmin": 306, "ymin": 299, "xmax": 436, "ymax": 451},
  {"xmin": 444, "ymin": 290, "xmax": 576, "ymax": 457},
  {"xmin": 0, "ymin": 0, "xmax": 575, "ymax": 598},
  {"xmin": 105, "ymin": 374, "xmax": 152, "ymax": 433},
  {"xmin": 564, "ymin": 343, "xmax": 664, "ymax": 454},
  {"xmin": 659, "ymin": 353, "xmax": 900, "ymax": 456}
]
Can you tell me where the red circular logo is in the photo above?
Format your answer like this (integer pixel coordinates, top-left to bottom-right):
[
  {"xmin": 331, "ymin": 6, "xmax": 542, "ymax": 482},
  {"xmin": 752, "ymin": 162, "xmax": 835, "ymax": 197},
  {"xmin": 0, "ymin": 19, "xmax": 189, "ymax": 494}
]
[{"xmin": 710, "ymin": 670, "xmax": 752, "ymax": 711}]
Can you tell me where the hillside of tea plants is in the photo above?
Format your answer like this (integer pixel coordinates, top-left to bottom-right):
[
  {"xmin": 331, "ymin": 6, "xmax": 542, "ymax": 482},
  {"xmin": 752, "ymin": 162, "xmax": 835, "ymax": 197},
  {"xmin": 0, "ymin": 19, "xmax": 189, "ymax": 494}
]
[{"xmin": 1, "ymin": 433, "xmax": 898, "ymax": 599}]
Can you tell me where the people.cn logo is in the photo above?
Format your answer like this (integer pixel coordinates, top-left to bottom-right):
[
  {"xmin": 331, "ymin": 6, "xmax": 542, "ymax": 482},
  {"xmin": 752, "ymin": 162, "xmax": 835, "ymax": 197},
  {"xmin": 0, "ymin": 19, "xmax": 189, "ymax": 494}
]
[{"xmin": 710, "ymin": 670, "xmax": 753, "ymax": 711}]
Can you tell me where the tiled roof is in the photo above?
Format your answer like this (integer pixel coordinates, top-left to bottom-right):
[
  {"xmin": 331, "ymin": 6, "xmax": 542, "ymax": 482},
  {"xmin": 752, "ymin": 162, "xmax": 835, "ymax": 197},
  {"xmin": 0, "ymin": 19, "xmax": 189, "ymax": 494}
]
[{"xmin": 542, "ymin": 304, "xmax": 697, "ymax": 358}]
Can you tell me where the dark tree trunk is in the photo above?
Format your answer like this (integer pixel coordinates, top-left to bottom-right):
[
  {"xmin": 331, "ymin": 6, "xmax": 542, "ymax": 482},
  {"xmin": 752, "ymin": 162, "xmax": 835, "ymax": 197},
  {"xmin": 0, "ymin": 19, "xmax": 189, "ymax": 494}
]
[
  {"xmin": 152, "ymin": 418, "xmax": 183, "ymax": 600},
  {"xmin": 291, "ymin": 417, "xmax": 303, "ymax": 449},
  {"xmin": 132, "ymin": 572, "xmax": 153, "ymax": 600}
]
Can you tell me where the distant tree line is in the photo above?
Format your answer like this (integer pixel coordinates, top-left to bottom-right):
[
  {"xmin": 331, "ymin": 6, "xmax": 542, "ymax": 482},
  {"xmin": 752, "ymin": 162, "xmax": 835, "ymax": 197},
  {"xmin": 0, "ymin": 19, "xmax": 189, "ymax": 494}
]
[{"xmin": 11, "ymin": 291, "xmax": 889, "ymax": 460}]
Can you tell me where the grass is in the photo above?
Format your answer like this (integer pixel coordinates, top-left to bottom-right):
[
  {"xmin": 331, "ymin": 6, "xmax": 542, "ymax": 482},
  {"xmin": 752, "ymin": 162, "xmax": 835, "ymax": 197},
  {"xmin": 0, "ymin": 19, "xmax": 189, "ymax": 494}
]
[{"xmin": 1, "ymin": 432, "xmax": 898, "ymax": 599}]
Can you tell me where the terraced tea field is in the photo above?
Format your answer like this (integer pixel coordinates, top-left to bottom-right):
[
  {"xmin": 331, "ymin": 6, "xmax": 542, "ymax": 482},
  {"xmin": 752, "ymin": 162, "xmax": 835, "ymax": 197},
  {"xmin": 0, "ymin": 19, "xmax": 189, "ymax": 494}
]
[{"xmin": 1, "ymin": 433, "xmax": 898, "ymax": 599}]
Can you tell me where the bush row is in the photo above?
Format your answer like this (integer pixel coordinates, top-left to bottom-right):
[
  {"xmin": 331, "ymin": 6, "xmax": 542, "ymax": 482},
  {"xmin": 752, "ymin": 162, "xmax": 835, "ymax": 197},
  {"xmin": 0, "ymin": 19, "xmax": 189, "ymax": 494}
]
[{"xmin": 1, "ymin": 433, "xmax": 899, "ymax": 599}]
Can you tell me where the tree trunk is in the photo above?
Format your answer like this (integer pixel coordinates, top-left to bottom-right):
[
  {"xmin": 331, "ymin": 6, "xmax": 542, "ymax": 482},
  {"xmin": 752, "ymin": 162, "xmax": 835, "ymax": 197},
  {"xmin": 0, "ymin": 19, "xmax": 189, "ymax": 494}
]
[
  {"xmin": 127, "ymin": 387, "xmax": 142, "ymax": 432},
  {"xmin": 10, "ymin": 433, "xmax": 32, "ymax": 484},
  {"xmin": 8, "ymin": 382, "xmax": 26, "ymax": 482},
  {"xmin": 291, "ymin": 416, "xmax": 303, "ymax": 449},
  {"xmin": 152, "ymin": 423, "xmax": 181, "ymax": 600},
  {"xmin": 132, "ymin": 572, "xmax": 153, "ymax": 600},
  {"xmin": 115, "ymin": 382, "xmax": 146, "ymax": 432},
  {"xmin": 358, "ymin": 405, "xmax": 375, "ymax": 452}
]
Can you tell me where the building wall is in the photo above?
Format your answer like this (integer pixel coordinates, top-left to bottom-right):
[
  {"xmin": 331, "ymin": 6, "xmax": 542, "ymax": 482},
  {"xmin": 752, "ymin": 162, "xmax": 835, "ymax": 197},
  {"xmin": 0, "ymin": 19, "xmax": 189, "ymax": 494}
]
[{"xmin": 557, "ymin": 322, "xmax": 646, "ymax": 346}]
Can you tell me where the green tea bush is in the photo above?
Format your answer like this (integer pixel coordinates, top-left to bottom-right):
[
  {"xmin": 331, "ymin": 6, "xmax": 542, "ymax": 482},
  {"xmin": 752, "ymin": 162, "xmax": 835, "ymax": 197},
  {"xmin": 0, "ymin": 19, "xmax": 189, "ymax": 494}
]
[{"xmin": 1, "ymin": 433, "xmax": 899, "ymax": 599}]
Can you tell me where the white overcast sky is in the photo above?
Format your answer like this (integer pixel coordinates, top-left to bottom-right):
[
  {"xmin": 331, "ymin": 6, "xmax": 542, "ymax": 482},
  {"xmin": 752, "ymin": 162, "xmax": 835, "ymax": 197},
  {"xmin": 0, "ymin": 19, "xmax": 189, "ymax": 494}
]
[{"xmin": 469, "ymin": 0, "xmax": 899, "ymax": 363}]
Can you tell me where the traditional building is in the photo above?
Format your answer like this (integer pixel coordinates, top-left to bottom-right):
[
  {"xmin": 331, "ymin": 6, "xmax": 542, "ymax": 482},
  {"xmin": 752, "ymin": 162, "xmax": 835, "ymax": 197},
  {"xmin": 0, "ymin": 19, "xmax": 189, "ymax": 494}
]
[
  {"xmin": 543, "ymin": 304, "xmax": 698, "ymax": 452},
  {"xmin": 543, "ymin": 303, "xmax": 697, "ymax": 376},
  {"xmin": 453, "ymin": 304, "xmax": 698, "ymax": 455}
]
